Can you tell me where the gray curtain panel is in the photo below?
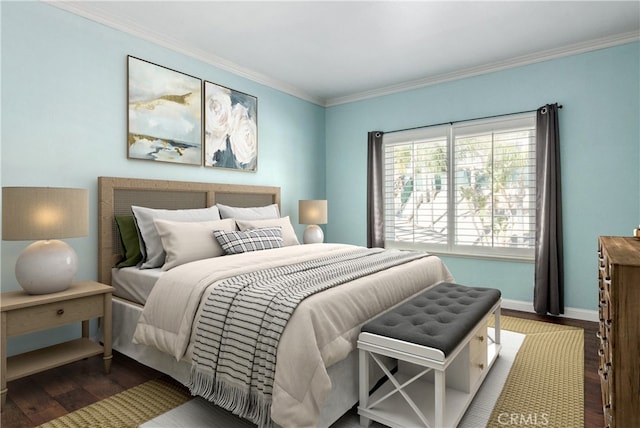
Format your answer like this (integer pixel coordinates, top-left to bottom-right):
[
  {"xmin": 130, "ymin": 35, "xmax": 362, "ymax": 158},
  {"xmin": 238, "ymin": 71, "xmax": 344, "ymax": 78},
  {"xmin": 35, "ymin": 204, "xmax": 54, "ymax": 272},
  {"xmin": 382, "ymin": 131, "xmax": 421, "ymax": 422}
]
[
  {"xmin": 367, "ymin": 131, "xmax": 384, "ymax": 248},
  {"xmin": 534, "ymin": 103, "xmax": 564, "ymax": 315}
]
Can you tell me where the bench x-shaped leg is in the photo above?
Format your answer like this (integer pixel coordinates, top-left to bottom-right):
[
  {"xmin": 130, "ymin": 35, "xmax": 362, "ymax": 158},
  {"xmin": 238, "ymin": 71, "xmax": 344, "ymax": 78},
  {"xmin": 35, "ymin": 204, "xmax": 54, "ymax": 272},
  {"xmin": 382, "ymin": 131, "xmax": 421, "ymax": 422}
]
[{"xmin": 364, "ymin": 351, "xmax": 437, "ymax": 427}]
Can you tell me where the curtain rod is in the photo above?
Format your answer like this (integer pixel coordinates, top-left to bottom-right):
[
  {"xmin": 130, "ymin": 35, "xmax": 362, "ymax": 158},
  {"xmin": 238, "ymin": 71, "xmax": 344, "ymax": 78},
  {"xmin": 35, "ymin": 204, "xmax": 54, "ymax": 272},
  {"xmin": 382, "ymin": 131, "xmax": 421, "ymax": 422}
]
[{"xmin": 385, "ymin": 104, "xmax": 562, "ymax": 135}]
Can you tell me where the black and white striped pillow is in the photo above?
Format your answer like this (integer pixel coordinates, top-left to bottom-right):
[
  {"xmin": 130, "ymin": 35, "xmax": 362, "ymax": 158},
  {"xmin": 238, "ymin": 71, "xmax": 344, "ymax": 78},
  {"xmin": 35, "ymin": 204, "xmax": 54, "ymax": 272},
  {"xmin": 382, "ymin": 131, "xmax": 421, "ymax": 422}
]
[{"xmin": 213, "ymin": 227, "xmax": 283, "ymax": 255}]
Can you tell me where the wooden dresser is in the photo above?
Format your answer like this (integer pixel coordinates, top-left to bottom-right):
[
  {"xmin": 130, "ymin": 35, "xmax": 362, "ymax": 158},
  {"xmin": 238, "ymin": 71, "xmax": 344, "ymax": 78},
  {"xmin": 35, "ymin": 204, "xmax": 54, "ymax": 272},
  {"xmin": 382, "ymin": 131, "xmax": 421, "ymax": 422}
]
[{"xmin": 597, "ymin": 236, "xmax": 640, "ymax": 427}]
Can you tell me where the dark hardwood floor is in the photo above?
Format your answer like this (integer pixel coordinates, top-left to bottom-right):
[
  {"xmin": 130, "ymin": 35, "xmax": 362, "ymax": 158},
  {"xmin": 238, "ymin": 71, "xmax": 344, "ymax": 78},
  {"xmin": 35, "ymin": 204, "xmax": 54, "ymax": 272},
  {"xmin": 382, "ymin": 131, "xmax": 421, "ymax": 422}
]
[{"xmin": 1, "ymin": 309, "xmax": 602, "ymax": 427}]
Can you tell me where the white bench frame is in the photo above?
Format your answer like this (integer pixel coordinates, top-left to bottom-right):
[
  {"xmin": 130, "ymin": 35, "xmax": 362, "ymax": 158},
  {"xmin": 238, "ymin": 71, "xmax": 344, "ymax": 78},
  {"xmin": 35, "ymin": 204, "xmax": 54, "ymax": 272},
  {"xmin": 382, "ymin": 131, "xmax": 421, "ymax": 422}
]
[{"xmin": 358, "ymin": 300, "xmax": 501, "ymax": 428}]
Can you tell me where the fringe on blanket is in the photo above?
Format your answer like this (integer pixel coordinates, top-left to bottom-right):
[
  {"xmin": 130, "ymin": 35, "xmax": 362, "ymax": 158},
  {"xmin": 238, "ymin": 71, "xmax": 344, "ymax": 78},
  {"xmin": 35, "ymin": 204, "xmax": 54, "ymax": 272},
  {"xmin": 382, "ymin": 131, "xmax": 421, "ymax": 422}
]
[{"xmin": 189, "ymin": 365, "xmax": 273, "ymax": 428}]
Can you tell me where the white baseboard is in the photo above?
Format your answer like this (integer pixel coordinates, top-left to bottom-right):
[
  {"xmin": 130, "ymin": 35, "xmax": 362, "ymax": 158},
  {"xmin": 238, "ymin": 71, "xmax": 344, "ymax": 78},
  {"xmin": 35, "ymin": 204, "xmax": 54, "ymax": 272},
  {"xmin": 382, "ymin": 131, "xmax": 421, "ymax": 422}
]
[{"xmin": 501, "ymin": 298, "xmax": 598, "ymax": 323}]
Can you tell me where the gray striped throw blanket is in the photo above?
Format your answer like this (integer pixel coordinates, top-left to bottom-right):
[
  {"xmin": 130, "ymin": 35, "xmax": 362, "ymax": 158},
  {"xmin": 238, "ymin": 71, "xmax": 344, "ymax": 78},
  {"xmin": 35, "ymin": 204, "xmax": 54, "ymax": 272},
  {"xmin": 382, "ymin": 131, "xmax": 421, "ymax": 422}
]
[{"xmin": 188, "ymin": 247, "xmax": 427, "ymax": 427}]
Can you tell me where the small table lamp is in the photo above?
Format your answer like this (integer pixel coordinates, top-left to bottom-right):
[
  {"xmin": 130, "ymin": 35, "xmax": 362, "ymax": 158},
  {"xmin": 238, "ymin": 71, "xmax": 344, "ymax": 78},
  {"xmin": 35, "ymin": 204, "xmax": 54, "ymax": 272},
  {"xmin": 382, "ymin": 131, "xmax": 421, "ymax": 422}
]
[
  {"xmin": 2, "ymin": 187, "xmax": 89, "ymax": 294},
  {"xmin": 298, "ymin": 200, "xmax": 328, "ymax": 244}
]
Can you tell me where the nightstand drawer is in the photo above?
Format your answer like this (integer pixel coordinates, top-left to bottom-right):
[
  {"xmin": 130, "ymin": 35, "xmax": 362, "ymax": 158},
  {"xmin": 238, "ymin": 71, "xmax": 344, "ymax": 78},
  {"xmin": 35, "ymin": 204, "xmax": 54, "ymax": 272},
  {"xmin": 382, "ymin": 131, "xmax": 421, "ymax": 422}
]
[
  {"xmin": 1, "ymin": 280, "xmax": 114, "ymax": 408},
  {"xmin": 6, "ymin": 294, "xmax": 104, "ymax": 336}
]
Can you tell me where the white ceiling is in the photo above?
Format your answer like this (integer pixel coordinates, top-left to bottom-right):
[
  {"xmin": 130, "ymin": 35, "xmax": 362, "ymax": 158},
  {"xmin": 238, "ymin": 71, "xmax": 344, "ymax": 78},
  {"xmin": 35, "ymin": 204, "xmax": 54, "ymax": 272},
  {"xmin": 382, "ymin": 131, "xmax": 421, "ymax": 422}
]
[{"xmin": 51, "ymin": 1, "xmax": 640, "ymax": 106}]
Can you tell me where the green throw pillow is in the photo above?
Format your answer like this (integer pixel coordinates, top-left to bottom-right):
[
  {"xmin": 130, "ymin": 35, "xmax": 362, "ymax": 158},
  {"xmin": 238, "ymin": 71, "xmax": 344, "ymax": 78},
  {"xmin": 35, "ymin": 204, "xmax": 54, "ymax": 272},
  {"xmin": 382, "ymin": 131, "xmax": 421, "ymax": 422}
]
[{"xmin": 115, "ymin": 215, "xmax": 142, "ymax": 268}]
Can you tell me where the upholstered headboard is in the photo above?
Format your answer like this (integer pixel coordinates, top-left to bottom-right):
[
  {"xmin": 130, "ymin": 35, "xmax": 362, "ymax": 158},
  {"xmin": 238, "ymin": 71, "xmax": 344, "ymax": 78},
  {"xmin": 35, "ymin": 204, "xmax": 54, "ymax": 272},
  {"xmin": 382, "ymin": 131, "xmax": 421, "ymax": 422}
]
[{"xmin": 98, "ymin": 176, "xmax": 281, "ymax": 285}]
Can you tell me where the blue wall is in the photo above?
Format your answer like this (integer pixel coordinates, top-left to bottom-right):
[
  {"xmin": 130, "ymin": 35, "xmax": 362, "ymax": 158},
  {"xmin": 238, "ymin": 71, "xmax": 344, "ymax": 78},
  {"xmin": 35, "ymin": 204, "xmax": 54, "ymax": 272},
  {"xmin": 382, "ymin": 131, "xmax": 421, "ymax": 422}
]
[
  {"xmin": 1, "ymin": 2, "xmax": 325, "ymax": 354},
  {"xmin": 326, "ymin": 42, "xmax": 640, "ymax": 312},
  {"xmin": 2, "ymin": 2, "xmax": 638, "ymax": 357}
]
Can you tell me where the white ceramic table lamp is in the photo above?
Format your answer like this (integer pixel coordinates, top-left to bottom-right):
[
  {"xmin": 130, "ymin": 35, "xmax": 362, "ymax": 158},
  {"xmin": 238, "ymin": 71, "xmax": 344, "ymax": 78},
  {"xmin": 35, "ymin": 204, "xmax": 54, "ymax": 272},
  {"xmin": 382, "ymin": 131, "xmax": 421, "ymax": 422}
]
[
  {"xmin": 2, "ymin": 187, "xmax": 89, "ymax": 294},
  {"xmin": 298, "ymin": 199, "xmax": 328, "ymax": 244}
]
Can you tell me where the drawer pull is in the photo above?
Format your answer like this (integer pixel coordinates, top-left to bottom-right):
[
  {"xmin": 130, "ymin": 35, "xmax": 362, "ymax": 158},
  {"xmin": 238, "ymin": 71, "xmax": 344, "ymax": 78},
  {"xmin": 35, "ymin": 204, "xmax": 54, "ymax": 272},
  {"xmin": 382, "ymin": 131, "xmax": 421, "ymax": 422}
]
[
  {"xmin": 478, "ymin": 363, "xmax": 485, "ymax": 370},
  {"xmin": 478, "ymin": 335, "xmax": 485, "ymax": 342},
  {"xmin": 57, "ymin": 309, "xmax": 64, "ymax": 316},
  {"xmin": 599, "ymin": 368, "xmax": 609, "ymax": 380}
]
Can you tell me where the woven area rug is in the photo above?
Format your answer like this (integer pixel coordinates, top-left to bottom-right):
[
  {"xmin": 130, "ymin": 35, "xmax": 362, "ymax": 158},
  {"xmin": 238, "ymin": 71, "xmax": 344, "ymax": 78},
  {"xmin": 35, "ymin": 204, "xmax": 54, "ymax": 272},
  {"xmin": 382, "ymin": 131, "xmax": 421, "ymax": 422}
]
[
  {"xmin": 485, "ymin": 316, "xmax": 584, "ymax": 428},
  {"xmin": 38, "ymin": 315, "xmax": 583, "ymax": 428},
  {"xmin": 37, "ymin": 377, "xmax": 191, "ymax": 428}
]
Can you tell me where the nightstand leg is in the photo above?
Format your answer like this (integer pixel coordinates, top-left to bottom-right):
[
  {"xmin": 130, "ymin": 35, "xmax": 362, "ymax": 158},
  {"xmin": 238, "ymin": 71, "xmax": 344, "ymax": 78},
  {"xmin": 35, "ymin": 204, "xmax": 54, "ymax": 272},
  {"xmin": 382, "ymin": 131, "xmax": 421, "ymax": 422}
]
[
  {"xmin": 103, "ymin": 293, "xmax": 112, "ymax": 373},
  {"xmin": 1, "ymin": 312, "xmax": 7, "ymax": 409},
  {"xmin": 82, "ymin": 320, "xmax": 90, "ymax": 338}
]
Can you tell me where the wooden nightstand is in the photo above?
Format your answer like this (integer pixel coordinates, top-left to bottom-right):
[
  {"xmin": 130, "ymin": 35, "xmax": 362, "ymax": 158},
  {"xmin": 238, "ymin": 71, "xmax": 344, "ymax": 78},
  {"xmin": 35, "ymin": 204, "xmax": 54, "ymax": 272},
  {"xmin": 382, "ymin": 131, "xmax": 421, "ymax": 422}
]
[{"xmin": 1, "ymin": 280, "xmax": 113, "ymax": 408}]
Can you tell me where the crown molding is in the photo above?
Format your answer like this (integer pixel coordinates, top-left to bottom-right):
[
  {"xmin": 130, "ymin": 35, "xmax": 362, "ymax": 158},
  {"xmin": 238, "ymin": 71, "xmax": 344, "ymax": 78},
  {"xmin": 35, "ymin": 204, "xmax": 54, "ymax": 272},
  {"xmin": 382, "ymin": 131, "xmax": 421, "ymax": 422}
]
[
  {"xmin": 46, "ymin": 2, "xmax": 638, "ymax": 108},
  {"xmin": 45, "ymin": 1, "xmax": 326, "ymax": 106},
  {"xmin": 325, "ymin": 31, "xmax": 640, "ymax": 107}
]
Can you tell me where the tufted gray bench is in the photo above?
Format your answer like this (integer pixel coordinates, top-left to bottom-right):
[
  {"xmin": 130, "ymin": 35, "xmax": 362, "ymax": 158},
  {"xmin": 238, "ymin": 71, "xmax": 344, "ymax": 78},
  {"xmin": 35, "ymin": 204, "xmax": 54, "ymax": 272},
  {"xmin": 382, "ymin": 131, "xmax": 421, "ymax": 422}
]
[{"xmin": 357, "ymin": 282, "xmax": 502, "ymax": 428}]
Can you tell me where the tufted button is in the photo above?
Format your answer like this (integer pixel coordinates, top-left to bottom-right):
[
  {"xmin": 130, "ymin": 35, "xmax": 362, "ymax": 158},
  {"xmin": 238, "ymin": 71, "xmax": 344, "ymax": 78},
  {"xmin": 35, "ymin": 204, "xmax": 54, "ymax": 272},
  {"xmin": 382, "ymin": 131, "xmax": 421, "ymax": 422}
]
[{"xmin": 426, "ymin": 307, "xmax": 441, "ymax": 315}]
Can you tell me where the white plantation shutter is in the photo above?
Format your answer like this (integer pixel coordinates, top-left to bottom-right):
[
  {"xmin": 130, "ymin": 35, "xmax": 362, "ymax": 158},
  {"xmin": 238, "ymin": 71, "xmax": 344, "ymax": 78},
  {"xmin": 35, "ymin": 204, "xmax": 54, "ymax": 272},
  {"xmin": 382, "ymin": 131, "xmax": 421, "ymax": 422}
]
[
  {"xmin": 383, "ymin": 126, "xmax": 449, "ymax": 247},
  {"xmin": 383, "ymin": 113, "xmax": 536, "ymax": 260}
]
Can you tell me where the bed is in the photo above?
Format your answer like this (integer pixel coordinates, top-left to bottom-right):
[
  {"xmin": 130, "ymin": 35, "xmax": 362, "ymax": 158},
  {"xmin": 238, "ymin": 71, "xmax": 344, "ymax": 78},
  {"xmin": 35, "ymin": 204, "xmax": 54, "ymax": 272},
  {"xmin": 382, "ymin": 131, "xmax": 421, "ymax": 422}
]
[{"xmin": 97, "ymin": 176, "xmax": 454, "ymax": 428}]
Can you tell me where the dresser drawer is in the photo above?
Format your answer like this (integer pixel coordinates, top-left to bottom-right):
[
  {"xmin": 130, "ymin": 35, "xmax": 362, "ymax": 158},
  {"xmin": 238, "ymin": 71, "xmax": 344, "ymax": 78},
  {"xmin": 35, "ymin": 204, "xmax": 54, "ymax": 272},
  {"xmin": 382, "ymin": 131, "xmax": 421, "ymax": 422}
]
[
  {"xmin": 602, "ymin": 275, "xmax": 612, "ymax": 300},
  {"xmin": 603, "ymin": 408, "xmax": 613, "ymax": 428},
  {"xmin": 599, "ymin": 366, "xmax": 611, "ymax": 397},
  {"xmin": 599, "ymin": 364, "xmax": 615, "ymax": 411},
  {"xmin": 598, "ymin": 336, "xmax": 610, "ymax": 369},
  {"xmin": 5, "ymin": 294, "xmax": 104, "ymax": 336},
  {"xmin": 598, "ymin": 259, "xmax": 607, "ymax": 283},
  {"xmin": 599, "ymin": 300, "xmax": 610, "ymax": 329}
]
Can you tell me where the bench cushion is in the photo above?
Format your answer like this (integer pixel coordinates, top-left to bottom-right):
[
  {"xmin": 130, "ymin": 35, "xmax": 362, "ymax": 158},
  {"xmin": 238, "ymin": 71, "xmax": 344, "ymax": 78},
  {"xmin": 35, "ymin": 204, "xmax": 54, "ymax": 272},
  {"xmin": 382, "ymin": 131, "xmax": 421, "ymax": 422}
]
[{"xmin": 361, "ymin": 282, "xmax": 500, "ymax": 357}]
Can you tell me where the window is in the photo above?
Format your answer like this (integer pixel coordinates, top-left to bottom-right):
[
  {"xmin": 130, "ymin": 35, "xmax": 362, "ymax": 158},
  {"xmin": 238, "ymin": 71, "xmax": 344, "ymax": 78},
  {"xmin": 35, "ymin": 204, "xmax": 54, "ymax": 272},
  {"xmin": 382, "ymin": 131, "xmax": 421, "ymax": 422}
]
[{"xmin": 383, "ymin": 113, "xmax": 536, "ymax": 260}]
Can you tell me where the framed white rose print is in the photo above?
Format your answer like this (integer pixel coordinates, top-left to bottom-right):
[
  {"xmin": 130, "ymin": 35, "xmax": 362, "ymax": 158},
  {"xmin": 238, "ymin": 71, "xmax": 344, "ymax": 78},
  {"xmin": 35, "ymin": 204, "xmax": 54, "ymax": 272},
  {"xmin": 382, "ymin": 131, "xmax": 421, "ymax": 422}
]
[
  {"xmin": 204, "ymin": 81, "xmax": 258, "ymax": 171},
  {"xmin": 127, "ymin": 56, "xmax": 202, "ymax": 165}
]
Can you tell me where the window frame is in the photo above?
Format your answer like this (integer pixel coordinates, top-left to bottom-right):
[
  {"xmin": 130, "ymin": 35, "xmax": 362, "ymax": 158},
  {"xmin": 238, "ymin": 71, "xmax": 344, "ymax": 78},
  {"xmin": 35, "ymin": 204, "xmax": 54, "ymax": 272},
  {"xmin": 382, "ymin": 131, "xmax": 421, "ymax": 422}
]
[{"xmin": 382, "ymin": 113, "xmax": 536, "ymax": 262}]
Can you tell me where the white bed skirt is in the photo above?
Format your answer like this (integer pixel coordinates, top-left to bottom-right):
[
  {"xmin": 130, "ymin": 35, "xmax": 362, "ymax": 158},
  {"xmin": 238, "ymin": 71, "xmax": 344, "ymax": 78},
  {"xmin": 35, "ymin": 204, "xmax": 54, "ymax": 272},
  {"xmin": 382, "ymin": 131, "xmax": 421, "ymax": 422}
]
[{"xmin": 102, "ymin": 296, "xmax": 383, "ymax": 428}]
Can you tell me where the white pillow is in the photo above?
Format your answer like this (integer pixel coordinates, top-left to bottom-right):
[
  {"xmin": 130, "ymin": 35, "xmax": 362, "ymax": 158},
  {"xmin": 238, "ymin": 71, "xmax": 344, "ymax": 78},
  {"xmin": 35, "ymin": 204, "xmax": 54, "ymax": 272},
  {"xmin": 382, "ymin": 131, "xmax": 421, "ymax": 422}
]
[
  {"xmin": 132, "ymin": 205, "xmax": 221, "ymax": 269},
  {"xmin": 235, "ymin": 216, "xmax": 300, "ymax": 246},
  {"xmin": 217, "ymin": 203, "xmax": 280, "ymax": 220},
  {"xmin": 154, "ymin": 218, "xmax": 236, "ymax": 270}
]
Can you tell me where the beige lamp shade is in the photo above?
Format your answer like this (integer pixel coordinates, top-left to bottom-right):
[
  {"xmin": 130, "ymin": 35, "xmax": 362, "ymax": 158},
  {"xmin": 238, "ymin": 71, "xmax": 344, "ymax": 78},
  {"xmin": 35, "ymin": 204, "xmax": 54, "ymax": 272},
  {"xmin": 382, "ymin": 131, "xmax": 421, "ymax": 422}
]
[
  {"xmin": 299, "ymin": 200, "xmax": 327, "ymax": 244},
  {"xmin": 298, "ymin": 199, "xmax": 328, "ymax": 225},
  {"xmin": 2, "ymin": 187, "xmax": 89, "ymax": 240},
  {"xmin": 3, "ymin": 187, "xmax": 89, "ymax": 294}
]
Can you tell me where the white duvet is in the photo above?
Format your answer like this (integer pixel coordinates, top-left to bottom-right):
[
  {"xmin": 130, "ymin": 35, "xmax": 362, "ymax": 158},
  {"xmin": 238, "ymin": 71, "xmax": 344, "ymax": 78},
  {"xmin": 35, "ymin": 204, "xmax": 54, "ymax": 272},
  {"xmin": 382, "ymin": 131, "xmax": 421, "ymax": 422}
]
[{"xmin": 133, "ymin": 243, "xmax": 453, "ymax": 427}]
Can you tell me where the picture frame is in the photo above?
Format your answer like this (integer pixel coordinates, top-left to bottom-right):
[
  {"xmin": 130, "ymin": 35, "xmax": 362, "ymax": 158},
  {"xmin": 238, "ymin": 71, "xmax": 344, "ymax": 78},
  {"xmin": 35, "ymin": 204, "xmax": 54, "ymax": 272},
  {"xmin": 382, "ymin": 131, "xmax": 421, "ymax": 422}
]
[
  {"xmin": 204, "ymin": 81, "xmax": 258, "ymax": 172},
  {"xmin": 127, "ymin": 56, "xmax": 202, "ymax": 166}
]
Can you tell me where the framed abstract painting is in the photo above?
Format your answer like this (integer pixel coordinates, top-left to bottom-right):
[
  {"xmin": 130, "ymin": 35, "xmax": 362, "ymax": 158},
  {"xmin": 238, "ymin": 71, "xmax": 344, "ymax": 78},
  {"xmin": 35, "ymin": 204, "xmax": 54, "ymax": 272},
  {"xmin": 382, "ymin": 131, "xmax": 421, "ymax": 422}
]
[
  {"xmin": 127, "ymin": 56, "xmax": 202, "ymax": 165},
  {"xmin": 204, "ymin": 81, "xmax": 258, "ymax": 171}
]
